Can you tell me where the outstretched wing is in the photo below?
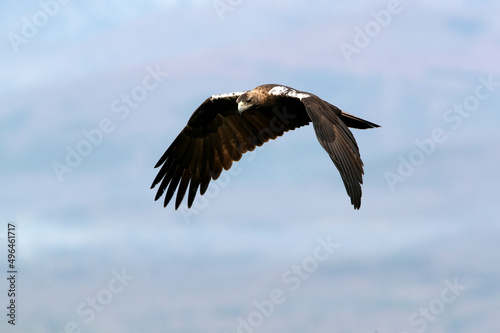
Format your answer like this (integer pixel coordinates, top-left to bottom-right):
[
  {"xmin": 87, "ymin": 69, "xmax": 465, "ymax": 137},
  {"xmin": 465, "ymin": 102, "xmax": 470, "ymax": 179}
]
[
  {"xmin": 302, "ymin": 96, "xmax": 367, "ymax": 209},
  {"xmin": 151, "ymin": 91, "xmax": 310, "ymax": 209}
]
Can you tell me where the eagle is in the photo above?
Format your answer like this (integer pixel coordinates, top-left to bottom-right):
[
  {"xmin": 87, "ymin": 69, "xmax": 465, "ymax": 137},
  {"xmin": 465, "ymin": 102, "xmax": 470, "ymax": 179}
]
[{"xmin": 151, "ymin": 84, "xmax": 380, "ymax": 210}]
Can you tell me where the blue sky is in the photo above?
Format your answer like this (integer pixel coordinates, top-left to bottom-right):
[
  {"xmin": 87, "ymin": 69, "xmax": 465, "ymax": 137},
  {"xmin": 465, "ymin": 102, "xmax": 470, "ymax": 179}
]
[{"xmin": 1, "ymin": 1, "xmax": 500, "ymax": 332}]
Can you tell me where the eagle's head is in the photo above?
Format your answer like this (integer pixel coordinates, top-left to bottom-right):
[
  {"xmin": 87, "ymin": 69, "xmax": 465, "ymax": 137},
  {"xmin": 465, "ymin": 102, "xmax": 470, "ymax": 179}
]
[{"xmin": 236, "ymin": 91, "xmax": 262, "ymax": 114}]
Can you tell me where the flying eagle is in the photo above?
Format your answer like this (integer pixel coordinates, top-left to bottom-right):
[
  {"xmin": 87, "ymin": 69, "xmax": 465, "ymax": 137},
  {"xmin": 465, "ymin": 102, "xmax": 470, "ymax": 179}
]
[{"xmin": 151, "ymin": 84, "xmax": 380, "ymax": 210}]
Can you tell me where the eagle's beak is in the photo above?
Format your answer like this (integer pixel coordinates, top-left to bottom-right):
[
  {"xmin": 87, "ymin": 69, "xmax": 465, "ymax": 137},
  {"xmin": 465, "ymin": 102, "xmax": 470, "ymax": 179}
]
[{"xmin": 237, "ymin": 101, "xmax": 245, "ymax": 114}]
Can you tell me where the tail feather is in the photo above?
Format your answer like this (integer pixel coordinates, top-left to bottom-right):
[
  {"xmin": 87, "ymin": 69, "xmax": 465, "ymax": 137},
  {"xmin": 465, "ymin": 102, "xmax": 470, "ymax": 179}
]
[
  {"xmin": 325, "ymin": 101, "xmax": 380, "ymax": 129},
  {"xmin": 339, "ymin": 111, "xmax": 380, "ymax": 129}
]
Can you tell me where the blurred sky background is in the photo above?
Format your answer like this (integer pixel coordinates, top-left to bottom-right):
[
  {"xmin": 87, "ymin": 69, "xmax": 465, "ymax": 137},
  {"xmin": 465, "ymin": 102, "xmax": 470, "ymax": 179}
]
[{"xmin": 1, "ymin": 0, "xmax": 500, "ymax": 332}]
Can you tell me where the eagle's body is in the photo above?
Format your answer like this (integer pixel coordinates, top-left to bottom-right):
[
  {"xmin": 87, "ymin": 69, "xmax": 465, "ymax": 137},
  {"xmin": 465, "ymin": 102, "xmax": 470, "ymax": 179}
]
[{"xmin": 152, "ymin": 84, "xmax": 380, "ymax": 210}]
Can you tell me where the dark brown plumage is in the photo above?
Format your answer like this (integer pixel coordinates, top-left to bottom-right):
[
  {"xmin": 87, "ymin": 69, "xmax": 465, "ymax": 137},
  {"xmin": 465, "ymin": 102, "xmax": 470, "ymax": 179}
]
[{"xmin": 151, "ymin": 84, "xmax": 380, "ymax": 210}]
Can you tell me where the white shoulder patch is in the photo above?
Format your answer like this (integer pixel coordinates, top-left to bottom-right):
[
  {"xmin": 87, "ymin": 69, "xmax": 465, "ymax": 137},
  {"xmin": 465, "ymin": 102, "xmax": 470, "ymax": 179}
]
[
  {"xmin": 209, "ymin": 91, "xmax": 246, "ymax": 101},
  {"xmin": 268, "ymin": 86, "xmax": 289, "ymax": 96},
  {"xmin": 268, "ymin": 86, "xmax": 310, "ymax": 101}
]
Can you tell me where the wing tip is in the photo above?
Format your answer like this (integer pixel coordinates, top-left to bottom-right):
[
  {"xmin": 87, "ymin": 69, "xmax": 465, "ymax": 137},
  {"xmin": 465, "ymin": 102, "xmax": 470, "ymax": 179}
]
[{"xmin": 352, "ymin": 200, "xmax": 361, "ymax": 210}]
